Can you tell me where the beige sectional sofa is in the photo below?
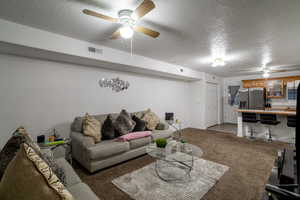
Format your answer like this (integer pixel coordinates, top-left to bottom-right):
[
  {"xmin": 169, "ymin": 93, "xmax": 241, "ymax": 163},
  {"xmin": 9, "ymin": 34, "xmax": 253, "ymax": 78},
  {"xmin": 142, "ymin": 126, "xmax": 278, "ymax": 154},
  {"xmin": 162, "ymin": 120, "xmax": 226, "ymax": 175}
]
[{"xmin": 70, "ymin": 110, "xmax": 173, "ymax": 173}]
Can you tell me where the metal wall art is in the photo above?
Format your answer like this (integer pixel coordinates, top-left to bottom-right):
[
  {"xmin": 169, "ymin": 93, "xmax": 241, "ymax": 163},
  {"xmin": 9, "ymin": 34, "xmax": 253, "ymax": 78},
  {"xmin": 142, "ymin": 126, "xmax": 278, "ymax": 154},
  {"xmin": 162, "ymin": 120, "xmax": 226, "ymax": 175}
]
[{"xmin": 98, "ymin": 77, "xmax": 130, "ymax": 92}]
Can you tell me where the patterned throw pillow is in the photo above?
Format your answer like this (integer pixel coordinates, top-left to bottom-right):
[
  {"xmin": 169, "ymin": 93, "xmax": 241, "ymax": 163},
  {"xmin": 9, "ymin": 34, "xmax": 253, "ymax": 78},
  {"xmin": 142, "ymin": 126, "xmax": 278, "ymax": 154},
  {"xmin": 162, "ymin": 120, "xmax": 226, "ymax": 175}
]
[
  {"xmin": 83, "ymin": 113, "xmax": 101, "ymax": 143},
  {"xmin": 0, "ymin": 143, "xmax": 74, "ymax": 200},
  {"xmin": 0, "ymin": 127, "xmax": 66, "ymax": 184},
  {"xmin": 142, "ymin": 109, "xmax": 160, "ymax": 130},
  {"xmin": 102, "ymin": 115, "xmax": 116, "ymax": 140},
  {"xmin": 132, "ymin": 115, "xmax": 147, "ymax": 132},
  {"xmin": 42, "ymin": 153, "xmax": 67, "ymax": 186},
  {"xmin": 0, "ymin": 127, "xmax": 40, "ymax": 181},
  {"xmin": 114, "ymin": 110, "xmax": 136, "ymax": 136}
]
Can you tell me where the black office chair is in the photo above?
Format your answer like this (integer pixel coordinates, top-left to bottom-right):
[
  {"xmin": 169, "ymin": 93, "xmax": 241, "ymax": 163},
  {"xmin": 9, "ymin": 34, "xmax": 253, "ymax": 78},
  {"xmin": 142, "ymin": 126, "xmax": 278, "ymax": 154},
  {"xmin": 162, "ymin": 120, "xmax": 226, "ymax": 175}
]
[
  {"xmin": 260, "ymin": 114, "xmax": 280, "ymax": 142},
  {"xmin": 287, "ymin": 116, "xmax": 297, "ymax": 128},
  {"xmin": 265, "ymin": 184, "xmax": 300, "ymax": 200},
  {"xmin": 242, "ymin": 113, "xmax": 259, "ymax": 140}
]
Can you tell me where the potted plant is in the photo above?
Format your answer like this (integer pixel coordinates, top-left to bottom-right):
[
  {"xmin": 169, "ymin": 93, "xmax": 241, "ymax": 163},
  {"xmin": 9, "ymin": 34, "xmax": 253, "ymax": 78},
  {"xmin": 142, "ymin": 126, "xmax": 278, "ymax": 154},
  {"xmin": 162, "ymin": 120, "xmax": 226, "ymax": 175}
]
[{"xmin": 155, "ymin": 138, "xmax": 167, "ymax": 148}]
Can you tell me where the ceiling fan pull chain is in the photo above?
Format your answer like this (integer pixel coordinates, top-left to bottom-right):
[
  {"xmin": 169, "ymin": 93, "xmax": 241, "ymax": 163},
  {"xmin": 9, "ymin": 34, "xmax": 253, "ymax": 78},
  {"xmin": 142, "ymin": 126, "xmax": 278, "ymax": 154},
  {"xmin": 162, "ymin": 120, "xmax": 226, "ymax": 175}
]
[{"xmin": 131, "ymin": 37, "xmax": 133, "ymax": 57}]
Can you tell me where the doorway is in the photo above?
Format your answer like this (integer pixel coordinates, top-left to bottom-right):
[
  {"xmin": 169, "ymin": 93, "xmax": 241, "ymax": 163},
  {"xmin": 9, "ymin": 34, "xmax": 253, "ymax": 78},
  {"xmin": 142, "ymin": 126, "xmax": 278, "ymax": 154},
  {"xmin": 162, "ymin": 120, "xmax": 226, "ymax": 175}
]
[{"xmin": 206, "ymin": 83, "xmax": 219, "ymax": 127}]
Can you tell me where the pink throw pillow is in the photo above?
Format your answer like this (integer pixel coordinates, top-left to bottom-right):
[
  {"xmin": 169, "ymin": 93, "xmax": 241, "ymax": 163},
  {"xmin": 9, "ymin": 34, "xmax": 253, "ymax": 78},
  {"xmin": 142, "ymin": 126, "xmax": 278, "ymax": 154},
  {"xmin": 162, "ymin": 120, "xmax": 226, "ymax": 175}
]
[{"xmin": 117, "ymin": 131, "xmax": 152, "ymax": 142}]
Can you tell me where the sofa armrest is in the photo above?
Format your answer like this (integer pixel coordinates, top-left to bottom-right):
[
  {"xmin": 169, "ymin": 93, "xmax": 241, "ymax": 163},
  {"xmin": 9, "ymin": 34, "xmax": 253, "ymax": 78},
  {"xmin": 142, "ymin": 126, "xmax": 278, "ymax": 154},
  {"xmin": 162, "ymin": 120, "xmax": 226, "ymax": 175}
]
[
  {"xmin": 70, "ymin": 132, "xmax": 95, "ymax": 170},
  {"xmin": 70, "ymin": 131, "xmax": 95, "ymax": 148}
]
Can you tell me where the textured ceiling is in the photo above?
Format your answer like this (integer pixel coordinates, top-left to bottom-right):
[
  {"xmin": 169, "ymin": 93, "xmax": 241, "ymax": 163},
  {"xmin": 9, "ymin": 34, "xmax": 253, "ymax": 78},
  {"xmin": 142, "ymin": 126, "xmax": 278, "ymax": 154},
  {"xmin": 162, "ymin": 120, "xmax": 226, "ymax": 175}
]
[{"xmin": 0, "ymin": 0, "xmax": 300, "ymax": 77}]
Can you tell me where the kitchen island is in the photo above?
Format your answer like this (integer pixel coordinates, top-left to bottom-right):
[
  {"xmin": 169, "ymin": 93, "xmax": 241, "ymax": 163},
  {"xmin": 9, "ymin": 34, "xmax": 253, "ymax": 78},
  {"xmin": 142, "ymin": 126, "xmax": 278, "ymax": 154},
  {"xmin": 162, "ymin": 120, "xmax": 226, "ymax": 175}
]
[{"xmin": 237, "ymin": 109, "xmax": 296, "ymax": 143}]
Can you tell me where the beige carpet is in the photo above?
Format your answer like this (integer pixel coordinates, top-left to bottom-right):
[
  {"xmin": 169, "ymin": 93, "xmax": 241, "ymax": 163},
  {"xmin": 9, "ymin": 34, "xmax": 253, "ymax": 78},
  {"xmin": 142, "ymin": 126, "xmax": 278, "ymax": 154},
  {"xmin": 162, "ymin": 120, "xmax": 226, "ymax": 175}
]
[{"xmin": 73, "ymin": 128, "xmax": 289, "ymax": 200}]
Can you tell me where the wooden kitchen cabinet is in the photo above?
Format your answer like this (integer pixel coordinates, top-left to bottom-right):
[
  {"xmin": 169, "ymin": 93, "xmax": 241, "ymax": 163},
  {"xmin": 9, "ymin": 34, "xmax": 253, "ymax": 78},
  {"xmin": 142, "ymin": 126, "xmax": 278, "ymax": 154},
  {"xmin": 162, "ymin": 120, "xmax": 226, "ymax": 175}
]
[
  {"xmin": 266, "ymin": 80, "xmax": 285, "ymax": 98},
  {"xmin": 243, "ymin": 80, "xmax": 265, "ymax": 88}
]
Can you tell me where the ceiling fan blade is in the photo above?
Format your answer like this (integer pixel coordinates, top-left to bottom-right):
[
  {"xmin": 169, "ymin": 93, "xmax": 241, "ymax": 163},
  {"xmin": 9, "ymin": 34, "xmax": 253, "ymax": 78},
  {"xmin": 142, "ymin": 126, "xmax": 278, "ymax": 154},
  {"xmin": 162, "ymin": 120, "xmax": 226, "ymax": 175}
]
[
  {"xmin": 270, "ymin": 70, "xmax": 287, "ymax": 73},
  {"xmin": 83, "ymin": 9, "xmax": 118, "ymax": 23},
  {"xmin": 133, "ymin": 0, "xmax": 155, "ymax": 19},
  {"xmin": 134, "ymin": 26, "xmax": 160, "ymax": 38},
  {"xmin": 110, "ymin": 29, "xmax": 120, "ymax": 39}
]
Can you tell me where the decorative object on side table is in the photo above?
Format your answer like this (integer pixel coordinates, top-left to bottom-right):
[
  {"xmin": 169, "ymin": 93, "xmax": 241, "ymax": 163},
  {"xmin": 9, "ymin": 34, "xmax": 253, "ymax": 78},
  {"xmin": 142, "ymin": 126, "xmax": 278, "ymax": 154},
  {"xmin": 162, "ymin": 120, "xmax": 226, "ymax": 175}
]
[
  {"xmin": 167, "ymin": 118, "xmax": 183, "ymax": 140},
  {"xmin": 38, "ymin": 129, "xmax": 72, "ymax": 165}
]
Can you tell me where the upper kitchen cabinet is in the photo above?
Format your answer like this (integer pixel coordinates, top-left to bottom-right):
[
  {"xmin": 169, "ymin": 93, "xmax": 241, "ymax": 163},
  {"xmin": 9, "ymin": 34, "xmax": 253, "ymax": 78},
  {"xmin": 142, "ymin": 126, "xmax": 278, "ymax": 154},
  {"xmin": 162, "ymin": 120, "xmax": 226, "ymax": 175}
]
[
  {"xmin": 243, "ymin": 80, "xmax": 265, "ymax": 88},
  {"xmin": 266, "ymin": 80, "xmax": 285, "ymax": 98}
]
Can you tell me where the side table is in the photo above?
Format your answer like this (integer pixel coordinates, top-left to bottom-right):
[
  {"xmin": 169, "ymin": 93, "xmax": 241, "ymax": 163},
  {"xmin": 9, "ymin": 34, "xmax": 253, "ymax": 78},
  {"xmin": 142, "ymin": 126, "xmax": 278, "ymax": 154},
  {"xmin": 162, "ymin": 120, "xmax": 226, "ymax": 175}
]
[{"xmin": 38, "ymin": 139, "xmax": 72, "ymax": 165}]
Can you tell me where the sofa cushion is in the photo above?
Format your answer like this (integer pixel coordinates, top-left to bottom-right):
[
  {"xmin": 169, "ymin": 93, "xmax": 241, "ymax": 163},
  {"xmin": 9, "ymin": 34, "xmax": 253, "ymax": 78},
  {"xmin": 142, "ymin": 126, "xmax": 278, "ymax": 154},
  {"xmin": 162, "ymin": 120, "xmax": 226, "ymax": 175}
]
[
  {"xmin": 87, "ymin": 140, "xmax": 130, "ymax": 160},
  {"xmin": 151, "ymin": 130, "xmax": 173, "ymax": 140},
  {"xmin": 132, "ymin": 115, "xmax": 147, "ymax": 132},
  {"xmin": 0, "ymin": 144, "xmax": 74, "ymax": 200},
  {"xmin": 129, "ymin": 136, "xmax": 151, "ymax": 149},
  {"xmin": 68, "ymin": 183, "xmax": 99, "ymax": 200},
  {"xmin": 102, "ymin": 115, "xmax": 116, "ymax": 140},
  {"xmin": 142, "ymin": 109, "xmax": 160, "ymax": 130},
  {"xmin": 55, "ymin": 158, "xmax": 81, "ymax": 187},
  {"xmin": 114, "ymin": 109, "xmax": 136, "ymax": 135},
  {"xmin": 83, "ymin": 113, "xmax": 102, "ymax": 143}
]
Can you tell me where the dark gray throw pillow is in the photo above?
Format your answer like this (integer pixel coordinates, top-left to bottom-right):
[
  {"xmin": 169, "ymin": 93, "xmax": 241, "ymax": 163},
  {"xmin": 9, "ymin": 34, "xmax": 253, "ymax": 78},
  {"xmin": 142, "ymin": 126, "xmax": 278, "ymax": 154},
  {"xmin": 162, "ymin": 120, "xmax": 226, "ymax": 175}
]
[
  {"xmin": 132, "ymin": 115, "xmax": 147, "ymax": 132},
  {"xmin": 114, "ymin": 110, "xmax": 136, "ymax": 135},
  {"xmin": 102, "ymin": 115, "xmax": 116, "ymax": 140}
]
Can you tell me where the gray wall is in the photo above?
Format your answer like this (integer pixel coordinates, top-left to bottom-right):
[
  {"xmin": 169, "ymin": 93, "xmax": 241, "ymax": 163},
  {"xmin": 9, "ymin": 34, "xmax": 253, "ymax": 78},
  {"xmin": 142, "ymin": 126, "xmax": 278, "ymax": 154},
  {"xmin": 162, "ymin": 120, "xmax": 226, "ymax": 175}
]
[{"xmin": 0, "ymin": 53, "xmax": 193, "ymax": 148}]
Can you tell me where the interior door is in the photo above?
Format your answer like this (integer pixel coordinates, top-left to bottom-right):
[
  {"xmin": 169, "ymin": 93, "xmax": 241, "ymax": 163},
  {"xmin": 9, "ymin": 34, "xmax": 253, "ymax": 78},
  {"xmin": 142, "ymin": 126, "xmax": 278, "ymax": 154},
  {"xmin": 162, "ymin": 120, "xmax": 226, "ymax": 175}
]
[{"xmin": 206, "ymin": 83, "xmax": 218, "ymax": 127}]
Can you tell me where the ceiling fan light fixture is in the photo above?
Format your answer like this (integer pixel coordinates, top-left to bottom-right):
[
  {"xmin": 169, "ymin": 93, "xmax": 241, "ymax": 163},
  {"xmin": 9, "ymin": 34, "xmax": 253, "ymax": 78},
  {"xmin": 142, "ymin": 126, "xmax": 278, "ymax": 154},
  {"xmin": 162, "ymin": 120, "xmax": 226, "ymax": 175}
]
[
  {"xmin": 212, "ymin": 58, "xmax": 226, "ymax": 67},
  {"xmin": 120, "ymin": 25, "xmax": 134, "ymax": 39},
  {"xmin": 263, "ymin": 72, "xmax": 270, "ymax": 78}
]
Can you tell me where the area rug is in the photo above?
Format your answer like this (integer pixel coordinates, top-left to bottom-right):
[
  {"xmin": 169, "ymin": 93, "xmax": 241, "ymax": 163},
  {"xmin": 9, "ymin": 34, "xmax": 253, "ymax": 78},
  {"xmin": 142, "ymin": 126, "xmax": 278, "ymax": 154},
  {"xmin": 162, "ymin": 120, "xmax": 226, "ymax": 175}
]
[{"xmin": 112, "ymin": 158, "xmax": 229, "ymax": 200}]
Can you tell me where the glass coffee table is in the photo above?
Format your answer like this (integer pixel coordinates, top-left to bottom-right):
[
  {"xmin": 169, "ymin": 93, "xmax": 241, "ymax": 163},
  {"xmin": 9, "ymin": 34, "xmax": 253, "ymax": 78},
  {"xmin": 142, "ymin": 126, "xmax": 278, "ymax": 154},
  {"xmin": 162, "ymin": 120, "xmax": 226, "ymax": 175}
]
[{"xmin": 146, "ymin": 141, "xmax": 203, "ymax": 182}]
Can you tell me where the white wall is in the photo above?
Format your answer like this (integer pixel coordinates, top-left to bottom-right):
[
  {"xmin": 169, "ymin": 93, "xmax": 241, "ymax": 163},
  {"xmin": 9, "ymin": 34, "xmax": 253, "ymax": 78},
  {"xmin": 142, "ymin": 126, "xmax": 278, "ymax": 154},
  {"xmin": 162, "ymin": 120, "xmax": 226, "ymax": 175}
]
[
  {"xmin": 223, "ymin": 71, "xmax": 300, "ymax": 123},
  {"xmin": 0, "ymin": 53, "xmax": 194, "ymax": 148},
  {"xmin": 0, "ymin": 19, "xmax": 204, "ymax": 81}
]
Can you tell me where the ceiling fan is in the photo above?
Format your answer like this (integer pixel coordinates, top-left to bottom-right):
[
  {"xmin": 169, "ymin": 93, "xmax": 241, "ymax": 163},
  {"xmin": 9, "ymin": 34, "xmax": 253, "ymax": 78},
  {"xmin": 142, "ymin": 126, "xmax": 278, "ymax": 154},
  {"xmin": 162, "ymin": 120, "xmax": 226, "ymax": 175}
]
[{"xmin": 82, "ymin": 0, "xmax": 160, "ymax": 39}]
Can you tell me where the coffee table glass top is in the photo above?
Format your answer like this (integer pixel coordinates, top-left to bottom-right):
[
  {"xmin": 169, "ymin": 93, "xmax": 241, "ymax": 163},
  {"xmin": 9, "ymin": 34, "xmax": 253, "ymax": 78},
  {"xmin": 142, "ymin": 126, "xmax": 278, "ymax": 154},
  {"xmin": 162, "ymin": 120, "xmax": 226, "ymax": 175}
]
[{"xmin": 146, "ymin": 141, "xmax": 203, "ymax": 162}]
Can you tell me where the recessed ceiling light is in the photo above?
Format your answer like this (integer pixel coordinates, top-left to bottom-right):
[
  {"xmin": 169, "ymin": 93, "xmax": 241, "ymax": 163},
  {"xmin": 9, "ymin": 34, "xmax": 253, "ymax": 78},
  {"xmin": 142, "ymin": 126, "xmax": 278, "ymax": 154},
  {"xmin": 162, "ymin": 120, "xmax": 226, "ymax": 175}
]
[{"xmin": 212, "ymin": 58, "xmax": 226, "ymax": 67}]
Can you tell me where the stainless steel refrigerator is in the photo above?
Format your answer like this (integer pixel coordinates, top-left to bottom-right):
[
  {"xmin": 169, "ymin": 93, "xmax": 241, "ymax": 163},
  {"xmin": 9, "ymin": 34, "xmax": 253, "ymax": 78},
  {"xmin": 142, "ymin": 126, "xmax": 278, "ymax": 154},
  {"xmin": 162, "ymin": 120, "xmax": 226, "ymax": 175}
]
[{"xmin": 239, "ymin": 88, "xmax": 265, "ymax": 109}]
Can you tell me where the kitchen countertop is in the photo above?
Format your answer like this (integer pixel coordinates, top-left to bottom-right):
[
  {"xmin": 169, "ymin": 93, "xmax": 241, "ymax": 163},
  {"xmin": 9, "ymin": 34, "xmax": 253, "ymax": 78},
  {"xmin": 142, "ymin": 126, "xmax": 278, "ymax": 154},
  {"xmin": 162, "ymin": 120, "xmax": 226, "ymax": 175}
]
[{"xmin": 237, "ymin": 109, "xmax": 296, "ymax": 116}]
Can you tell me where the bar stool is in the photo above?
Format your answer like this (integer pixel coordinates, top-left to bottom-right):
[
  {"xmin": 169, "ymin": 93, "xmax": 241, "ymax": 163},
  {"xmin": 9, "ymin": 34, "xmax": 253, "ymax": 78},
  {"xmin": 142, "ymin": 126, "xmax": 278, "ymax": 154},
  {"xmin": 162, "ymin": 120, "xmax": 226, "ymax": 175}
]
[
  {"xmin": 287, "ymin": 116, "xmax": 297, "ymax": 128},
  {"xmin": 242, "ymin": 113, "xmax": 259, "ymax": 140},
  {"xmin": 260, "ymin": 114, "xmax": 280, "ymax": 142}
]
